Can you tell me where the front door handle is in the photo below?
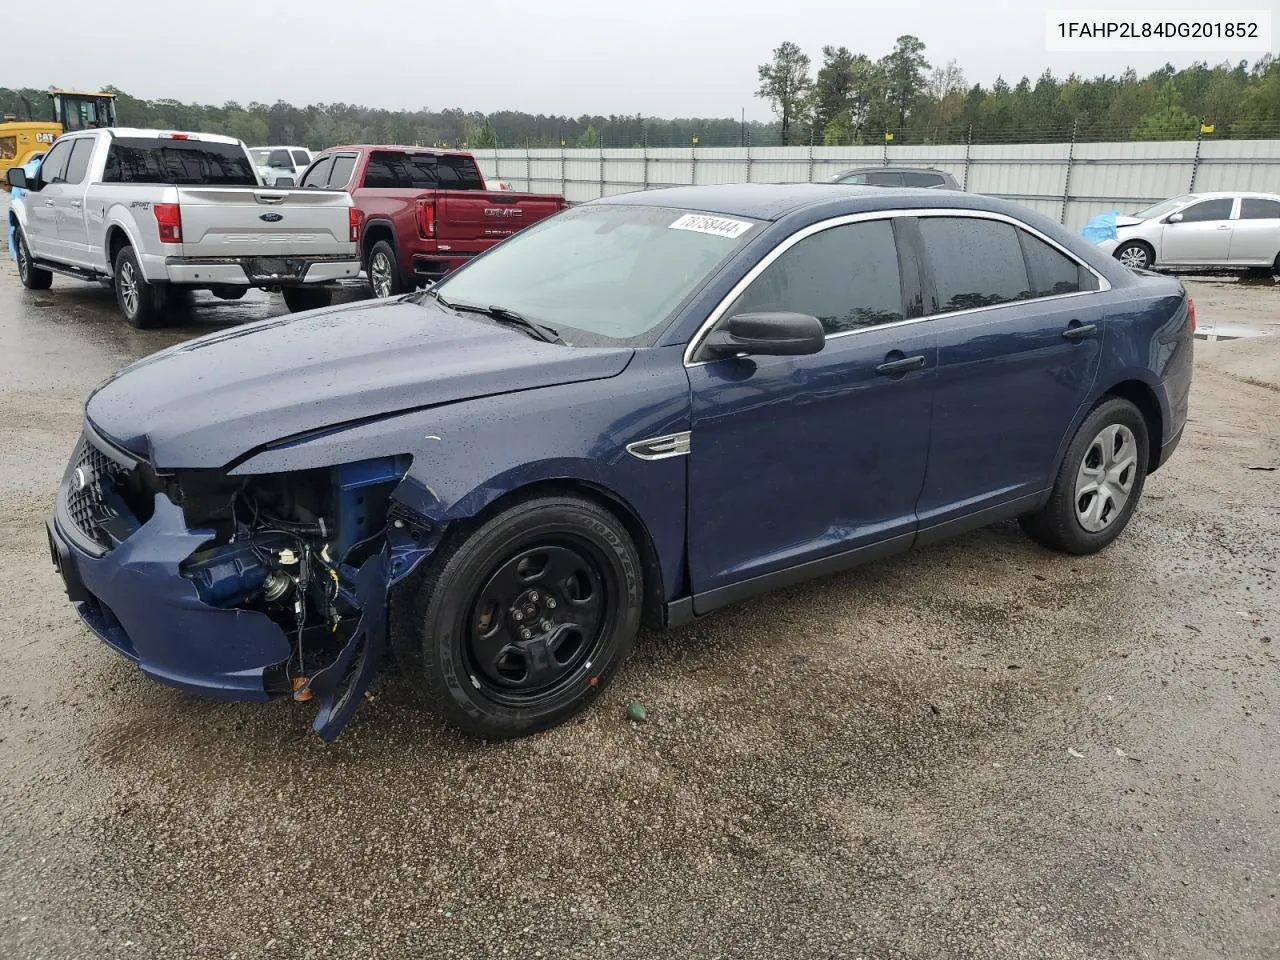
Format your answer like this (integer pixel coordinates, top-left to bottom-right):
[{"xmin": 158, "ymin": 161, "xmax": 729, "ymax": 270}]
[
  {"xmin": 70, "ymin": 200, "xmax": 82, "ymax": 208},
  {"xmin": 1062, "ymin": 321, "xmax": 1098, "ymax": 341},
  {"xmin": 44, "ymin": 199, "xmax": 54, "ymax": 207},
  {"xmin": 1216, "ymin": 224, "xmax": 1231, "ymax": 230},
  {"xmin": 875, "ymin": 354, "xmax": 927, "ymax": 376}
]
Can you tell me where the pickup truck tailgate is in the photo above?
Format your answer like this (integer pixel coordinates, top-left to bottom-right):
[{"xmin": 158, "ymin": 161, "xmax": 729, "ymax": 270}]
[
  {"xmin": 175, "ymin": 187, "xmax": 354, "ymax": 258},
  {"xmin": 435, "ymin": 191, "xmax": 566, "ymax": 244}
]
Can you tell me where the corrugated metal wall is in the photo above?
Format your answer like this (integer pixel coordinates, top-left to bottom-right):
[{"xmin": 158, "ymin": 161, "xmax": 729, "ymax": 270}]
[{"xmin": 473, "ymin": 141, "xmax": 1280, "ymax": 231}]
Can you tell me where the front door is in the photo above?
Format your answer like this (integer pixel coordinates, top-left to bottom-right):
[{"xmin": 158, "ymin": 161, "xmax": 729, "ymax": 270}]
[
  {"xmin": 22, "ymin": 137, "xmax": 73, "ymax": 260},
  {"xmin": 686, "ymin": 217, "xmax": 935, "ymax": 609},
  {"xmin": 1161, "ymin": 197, "xmax": 1235, "ymax": 265},
  {"xmin": 909, "ymin": 214, "xmax": 1106, "ymax": 529}
]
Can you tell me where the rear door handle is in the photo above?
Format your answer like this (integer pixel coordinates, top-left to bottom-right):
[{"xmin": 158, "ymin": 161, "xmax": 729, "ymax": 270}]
[
  {"xmin": 1216, "ymin": 224, "xmax": 1231, "ymax": 230},
  {"xmin": 875, "ymin": 354, "xmax": 927, "ymax": 376},
  {"xmin": 1062, "ymin": 321, "xmax": 1098, "ymax": 341},
  {"xmin": 70, "ymin": 200, "xmax": 82, "ymax": 208}
]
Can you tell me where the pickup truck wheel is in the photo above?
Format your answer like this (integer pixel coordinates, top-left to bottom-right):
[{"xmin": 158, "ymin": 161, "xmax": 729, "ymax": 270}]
[
  {"xmin": 15, "ymin": 228, "xmax": 53, "ymax": 290},
  {"xmin": 209, "ymin": 285, "xmax": 247, "ymax": 301},
  {"xmin": 367, "ymin": 241, "xmax": 405, "ymax": 299},
  {"xmin": 281, "ymin": 286, "xmax": 333, "ymax": 312},
  {"xmin": 113, "ymin": 246, "xmax": 167, "ymax": 328},
  {"xmin": 393, "ymin": 495, "xmax": 642, "ymax": 738}
]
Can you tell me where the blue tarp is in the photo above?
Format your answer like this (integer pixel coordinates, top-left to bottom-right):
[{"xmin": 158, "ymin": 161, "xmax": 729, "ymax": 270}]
[
  {"xmin": 7, "ymin": 154, "xmax": 45, "ymax": 261},
  {"xmin": 1080, "ymin": 210, "xmax": 1120, "ymax": 244}
]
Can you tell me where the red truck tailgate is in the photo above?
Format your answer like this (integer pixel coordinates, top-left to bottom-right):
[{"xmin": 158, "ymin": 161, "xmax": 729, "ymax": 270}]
[{"xmin": 434, "ymin": 191, "xmax": 566, "ymax": 244}]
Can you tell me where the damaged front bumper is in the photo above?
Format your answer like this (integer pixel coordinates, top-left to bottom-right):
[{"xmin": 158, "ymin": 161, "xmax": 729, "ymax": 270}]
[{"xmin": 47, "ymin": 422, "xmax": 433, "ymax": 741}]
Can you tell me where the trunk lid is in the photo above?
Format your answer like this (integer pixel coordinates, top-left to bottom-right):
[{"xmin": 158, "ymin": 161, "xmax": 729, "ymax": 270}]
[{"xmin": 175, "ymin": 186, "xmax": 355, "ymax": 258}]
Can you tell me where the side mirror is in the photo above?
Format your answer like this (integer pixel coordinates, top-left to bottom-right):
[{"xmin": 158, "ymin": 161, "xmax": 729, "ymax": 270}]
[
  {"xmin": 6, "ymin": 167, "xmax": 28, "ymax": 189},
  {"xmin": 702, "ymin": 312, "xmax": 826, "ymax": 359},
  {"xmin": 1165, "ymin": 212, "xmax": 1184, "ymax": 223}
]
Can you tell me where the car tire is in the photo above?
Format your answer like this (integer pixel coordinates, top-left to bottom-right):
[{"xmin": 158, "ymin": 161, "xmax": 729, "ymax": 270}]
[
  {"xmin": 1114, "ymin": 241, "xmax": 1154, "ymax": 271},
  {"xmin": 367, "ymin": 240, "xmax": 405, "ymax": 299},
  {"xmin": 113, "ymin": 246, "xmax": 167, "ymax": 328},
  {"xmin": 392, "ymin": 495, "xmax": 643, "ymax": 738},
  {"xmin": 281, "ymin": 285, "xmax": 333, "ymax": 313},
  {"xmin": 1020, "ymin": 397, "xmax": 1149, "ymax": 555},
  {"xmin": 209, "ymin": 285, "xmax": 247, "ymax": 301},
  {"xmin": 14, "ymin": 228, "xmax": 53, "ymax": 290}
]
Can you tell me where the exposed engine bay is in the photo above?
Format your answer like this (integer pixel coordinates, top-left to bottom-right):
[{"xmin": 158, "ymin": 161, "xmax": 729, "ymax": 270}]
[{"xmin": 169, "ymin": 456, "xmax": 423, "ymax": 734}]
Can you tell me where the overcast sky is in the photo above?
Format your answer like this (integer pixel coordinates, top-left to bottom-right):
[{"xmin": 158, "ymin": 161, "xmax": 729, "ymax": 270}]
[{"xmin": 5, "ymin": 0, "xmax": 1278, "ymax": 119}]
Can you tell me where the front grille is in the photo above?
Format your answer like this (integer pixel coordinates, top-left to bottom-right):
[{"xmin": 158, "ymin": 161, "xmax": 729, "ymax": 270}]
[{"xmin": 60, "ymin": 430, "xmax": 141, "ymax": 552}]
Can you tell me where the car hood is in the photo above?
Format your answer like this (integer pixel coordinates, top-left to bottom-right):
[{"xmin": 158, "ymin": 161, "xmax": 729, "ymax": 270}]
[{"xmin": 86, "ymin": 297, "xmax": 635, "ymax": 468}]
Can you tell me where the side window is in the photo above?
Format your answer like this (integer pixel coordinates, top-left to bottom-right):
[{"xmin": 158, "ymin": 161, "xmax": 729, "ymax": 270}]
[
  {"xmin": 1239, "ymin": 198, "xmax": 1280, "ymax": 219},
  {"xmin": 291, "ymin": 149, "xmax": 311, "ymax": 167},
  {"xmin": 919, "ymin": 217, "xmax": 1032, "ymax": 313},
  {"xmin": 62, "ymin": 138, "xmax": 94, "ymax": 185},
  {"xmin": 864, "ymin": 171, "xmax": 904, "ymax": 186},
  {"xmin": 1019, "ymin": 231, "xmax": 1097, "ymax": 297},
  {"xmin": 38, "ymin": 139, "xmax": 73, "ymax": 184},
  {"xmin": 727, "ymin": 219, "xmax": 905, "ymax": 335},
  {"xmin": 363, "ymin": 153, "xmax": 401, "ymax": 188},
  {"xmin": 903, "ymin": 172, "xmax": 944, "ymax": 187},
  {"xmin": 1178, "ymin": 199, "xmax": 1233, "ymax": 222},
  {"xmin": 327, "ymin": 155, "xmax": 356, "ymax": 189},
  {"xmin": 840, "ymin": 173, "xmax": 869, "ymax": 184},
  {"xmin": 299, "ymin": 156, "xmax": 333, "ymax": 188}
]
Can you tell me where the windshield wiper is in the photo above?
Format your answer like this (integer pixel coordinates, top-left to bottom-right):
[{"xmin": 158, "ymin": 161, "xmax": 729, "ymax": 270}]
[{"xmin": 437, "ymin": 297, "xmax": 565, "ymax": 345}]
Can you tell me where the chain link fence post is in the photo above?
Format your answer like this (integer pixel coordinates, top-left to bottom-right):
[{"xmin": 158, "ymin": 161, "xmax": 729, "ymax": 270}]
[
  {"xmin": 642, "ymin": 132, "xmax": 650, "ymax": 192},
  {"xmin": 807, "ymin": 127, "xmax": 815, "ymax": 182},
  {"xmin": 1190, "ymin": 119, "xmax": 1205, "ymax": 192},
  {"xmin": 745, "ymin": 127, "xmax": 752, "ymax": 184},
  {"xmin": 1060, "ymin": 119, "xmax": 1078, "ymax": 225},
  {"xmin": 598, "ymin": 136, "xmax": 606, "ymax": 200},
  {"xmin": 962, "ymin": 124, "xmax": 973, "ymax": 191}
]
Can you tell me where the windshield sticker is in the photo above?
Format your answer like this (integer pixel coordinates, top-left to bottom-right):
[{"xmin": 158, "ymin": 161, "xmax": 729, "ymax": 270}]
[{"xmin": 668, "ymin": 213, "xmax": 753, "ymax": 239}]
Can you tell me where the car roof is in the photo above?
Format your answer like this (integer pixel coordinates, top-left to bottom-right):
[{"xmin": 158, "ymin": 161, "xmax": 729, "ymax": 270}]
[
  {"xmin": 596, "ymin": 183, "xmax": 996, "ymax": 221},
  {"xmin": 86, "ymin": 127, "xmax": 243, "ymax": 145},
  {"xmin": 320, "ymin": 144, "xmax": 474, "ymax": 157},
  {"xmin": 837, "ymin": 166, "xmax": 951, "ymax": 175}
]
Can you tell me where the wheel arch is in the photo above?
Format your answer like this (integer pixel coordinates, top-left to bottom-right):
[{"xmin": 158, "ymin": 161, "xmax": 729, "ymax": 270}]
[
  {"xmin": 413, "ymin": 476, "xmax": 670, "ymax": 631},
  {"xmin": 1101, "ymin": 378, "xmax": 1165, "ymax": 473},
  {"xmin": 360, "ymin": 219, "xmax": 397, "ymax": 265},
  {"xmin": 104, "ymin": 219, "xmax": 142, "ymax": 276},
  {"xmin": 1114, "ymin": 237, "xmax": 1156, "ymax": 266}
]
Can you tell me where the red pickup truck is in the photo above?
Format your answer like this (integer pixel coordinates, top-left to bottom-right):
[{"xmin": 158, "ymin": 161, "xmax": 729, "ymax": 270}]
[{"xmin": 299, "ymin": 145, "xmax": 568, "ymax": 297}]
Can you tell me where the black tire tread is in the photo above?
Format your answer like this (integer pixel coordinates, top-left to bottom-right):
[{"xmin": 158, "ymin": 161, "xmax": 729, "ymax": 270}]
[
  {"xmin": 368, "ymin": 240, "xmax": 406, "ymax": 297},
  {"xmin": 113, "ymin": 246, "xmax": 167, "ymax": 328},
  {"xmin": 15, "ymin": 228, "xmax": 53, "ymax": 290}
]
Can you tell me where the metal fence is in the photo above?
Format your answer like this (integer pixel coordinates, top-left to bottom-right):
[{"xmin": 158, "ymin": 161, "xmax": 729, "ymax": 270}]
[{"xmin": 472, "ymin": 140, "xmax": 1280, "ymax": 231}]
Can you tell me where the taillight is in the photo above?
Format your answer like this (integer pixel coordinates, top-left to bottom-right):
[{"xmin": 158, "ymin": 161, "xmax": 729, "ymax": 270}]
[
  {"xmin": 154, "ymin": 203, "xmax": 182, "ymax": 244},
  {"xmin": 348, "ymin": 206, "xmax": 360, "ymax": 243},
  {"xmin": 417, "ymin": 199, "xmax": 435, "ymax": 238},
  {"xmin": 1187, "ymin": 297, "xmax": 1196, "ymax": 333}
]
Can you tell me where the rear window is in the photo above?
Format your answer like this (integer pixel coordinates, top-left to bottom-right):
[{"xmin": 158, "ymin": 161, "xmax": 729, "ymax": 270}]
[
  {"xmin": 903, "ymin": 172, "xmax": 945, "ymax": 187},
  {"xmin": 103, "ymin": 137, "xmax": 257, "ymax": 186},
  {"xmin": 291, "ymin": 149, "xmax": 310, "ymax": 166},
  {"xmin": 363, "ymin": 150, "xmax": 484, "ymax": 190}
]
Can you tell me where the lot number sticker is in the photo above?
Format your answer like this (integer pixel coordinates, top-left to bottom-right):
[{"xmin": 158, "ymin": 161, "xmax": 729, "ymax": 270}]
[{"xmin": 668, "ymin": 213, "xmax": 753, "ymax": 239}]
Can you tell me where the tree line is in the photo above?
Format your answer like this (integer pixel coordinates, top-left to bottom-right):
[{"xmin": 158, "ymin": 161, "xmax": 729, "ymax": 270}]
[
  {"xmin": 3, "ymin": 45, "xmax": 1280, "ymax": 151},
  {"xmin": 758, "ymin": 37, "xmax": 1280, "ymax": 145}
]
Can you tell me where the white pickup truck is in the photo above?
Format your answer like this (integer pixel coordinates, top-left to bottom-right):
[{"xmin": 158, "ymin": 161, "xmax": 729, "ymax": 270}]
[{"xmin": 6, "ymin": 128, "xmax": 360, "ymax": 327}]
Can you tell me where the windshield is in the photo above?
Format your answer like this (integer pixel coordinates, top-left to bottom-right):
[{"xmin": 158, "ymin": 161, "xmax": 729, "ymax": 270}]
[
  {"xmin": 1132, "ymin": 195, "xmax": 1196, "ymax": 219},
  {"xmin": 430, "ymin": 204, "xmax": 762, "ymax": 347}
]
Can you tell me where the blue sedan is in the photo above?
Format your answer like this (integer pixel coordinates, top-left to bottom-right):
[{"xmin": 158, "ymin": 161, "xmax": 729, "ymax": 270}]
[{"xmin": 47, "ymin": 184, "xmax": 1193, "ymax": 741}]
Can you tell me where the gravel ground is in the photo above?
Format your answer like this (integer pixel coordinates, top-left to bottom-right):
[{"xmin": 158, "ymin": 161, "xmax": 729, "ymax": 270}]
[{"xmin": 0, "ymin": 252, "xmax": 1276, "ymax": 959}]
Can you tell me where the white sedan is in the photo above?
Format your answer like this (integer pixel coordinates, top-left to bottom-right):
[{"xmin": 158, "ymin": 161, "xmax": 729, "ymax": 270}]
[{"xmin": 1097, "ymin": 191, "xmax": 1280, "ymax": 272}]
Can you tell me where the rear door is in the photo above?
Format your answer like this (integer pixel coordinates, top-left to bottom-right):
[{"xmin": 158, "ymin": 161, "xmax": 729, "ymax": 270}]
[
  {"xmin": 911, "ymin": 214, "xmax": 1106, "ymax": 531},
  {"xmin": 1227, "ymin": 197, "xmax": 1280, "ymax": 266},
  {"xmin": 54, "ymin": 137, "xmax": 97, "ymax": 264},
  {"xmin": 1161, "ymin": 197, "xmax": 1235, "ymax": 264}
]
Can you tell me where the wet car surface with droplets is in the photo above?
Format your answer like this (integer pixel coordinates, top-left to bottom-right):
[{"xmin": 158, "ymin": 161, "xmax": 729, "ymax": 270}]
[{"xmin": 0, "ymin": 229, "xmax": 1278, "ymax": 958}]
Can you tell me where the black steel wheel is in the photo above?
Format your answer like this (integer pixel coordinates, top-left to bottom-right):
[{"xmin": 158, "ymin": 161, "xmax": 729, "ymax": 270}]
[{"xmin": 393, "ymin": 495, "xmax": 642, "ymax": 738}]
